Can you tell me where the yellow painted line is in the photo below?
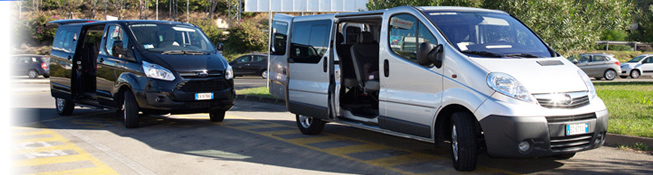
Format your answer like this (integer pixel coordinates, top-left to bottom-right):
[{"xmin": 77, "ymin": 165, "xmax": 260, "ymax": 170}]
[
  {"xmin": 228, "ymin": 123, "xmax": 282, "ymax": 130},
  {"xmin": 322, "ymin": 144, "xmax": 390, "ymax": 155},
  {"xmin": 32, "ymin": 166, "xmax": 117, "ymax": 175},
  {"xmin": 14, "ymin": 128, "xmax": 118, "ymax": 174},
  {"xmin": 363, "ymin": 154, "xmax": 444, "ymax": 168},
  {"xmin": 14, "ymin": 143, "xmax": 77, "ymax": 155},
  {"xmin": 19, "ymin": 112, "xmax": 115, "ymax": 126},
  {"xmin": 223, "ymin": 115, "xmax": 520, "ymax": 175},
  {"xmin": 257, "ymin": 129, "xmax": 300, "ymax": 136},
  {"xmin": 14, "ymin": 130, "xmax": 54, "ymax": 136}
]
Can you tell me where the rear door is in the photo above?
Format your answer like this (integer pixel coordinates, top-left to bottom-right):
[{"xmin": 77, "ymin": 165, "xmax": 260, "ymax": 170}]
[
  {"xmin": 269, "ymin": 14, "xmax": 292, "ymax": 101},
  {"xmin": 286, "ymin": 18, "xmax": 334, "ymax": 120},
  {"xmin": 50, "ymin": 26, "xmax": 81, "ymax": 99},
  {"xmin": 641, "ymin": 57, "xmax": 653, "ymax": 75}
]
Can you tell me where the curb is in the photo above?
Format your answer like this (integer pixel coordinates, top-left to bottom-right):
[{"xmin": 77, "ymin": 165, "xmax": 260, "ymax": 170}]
[
  {"xmin": 235, "ymin": 94, "xmax": 653, "ymax": 149},
  {"xmin": 605, "ymin": 133, "xmax": 653, "ymax": 148},
  {"xmin": 236, "ymin": 94, "xmax": 285, "ymax": 105}
]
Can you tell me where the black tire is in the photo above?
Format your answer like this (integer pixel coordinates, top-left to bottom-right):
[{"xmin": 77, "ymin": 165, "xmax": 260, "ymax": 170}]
[
  {"xmin": 210, "ymin": 110, "xmax": 226, "ymax": 122},
  {"xmin": 55, "ymin": 97, "xmax": 74, "ymax": 116},
  {"xmin": 604, "ymin": 69, "xmax": 617, "ymax": 81},
  {"xmin": 28, "ymin": 70, "xmax": 38, "ymax": 79},
  {"xmin": 450, "ymin": 112, "xmax": 478, "ymax": 171},
  {"xmin": 296, "ymin": 114, "xmax": 326, "ymax": 135},
  {"xmin": 261, "ymin": 70, "xmax": 268, "ymax": 79},
  {"xmin": 631, "ymin": 70, "xmax": 641, "ymax": 79},
  {"xmin": 120, "ymin": 91, "xmax": 139, "ymax": 128},
  {"xmin": 554, "ymin": 152, "xmax": 576, "ymax": 159},
  {"xmin": 594, "ymin": 77, "xmax": 602, "ymax": 80}
]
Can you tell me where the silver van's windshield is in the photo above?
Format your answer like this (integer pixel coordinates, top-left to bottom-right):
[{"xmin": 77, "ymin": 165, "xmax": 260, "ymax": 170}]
[
  {"xmin": 426, "ymin": 11, "xmax": 552, "ymax": 58},
  {"xmin": 129, "ymin": 24, "xmax": 215, "ymax": 54}
]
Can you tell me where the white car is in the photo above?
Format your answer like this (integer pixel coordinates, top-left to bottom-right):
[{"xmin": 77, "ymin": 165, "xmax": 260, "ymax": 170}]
[{"xmin": 621, "ymin": 54, "xmax": 653, "ymax": 78}]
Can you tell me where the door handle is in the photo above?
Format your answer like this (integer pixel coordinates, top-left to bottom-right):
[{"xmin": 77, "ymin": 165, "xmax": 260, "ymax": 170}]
[
  {"xmin": 99, "ymin": 58, "xmax": 104, "ymax": 63},
  {"xmin": 384, "ymin": 59, "xmax": 389, "ymax": 77},
  {"xmin": 67, "ymin": 56, "xmax": 72, "ymax": 60},
  {"xmin": 323, "ymin": 57, "xmax": 327, "ymax": 72}
]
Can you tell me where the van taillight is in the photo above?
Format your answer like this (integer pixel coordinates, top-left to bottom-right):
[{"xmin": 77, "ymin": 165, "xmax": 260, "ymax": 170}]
[
  {"xmin": 614, "ymin": 62, "xmax": 620, "ymax": 66},
  {"xmin": 41, "ymin": 63, "xmax": 48, "ymax": 70}
]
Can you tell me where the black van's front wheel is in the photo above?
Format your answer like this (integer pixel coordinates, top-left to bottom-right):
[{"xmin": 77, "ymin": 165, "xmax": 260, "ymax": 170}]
[
  {"xmin": 120, "ymin": 91, "xmax": 139, "ymax": 128},
  {"xmin": 450, "ymin": 112, "xmax": 478, "ymax": 171},
  {"xmin": 296, "ymin": 114, "xmax": 325, "ymax": 135},
  {"xmin": 55, "ymin": 97, "xmax": 74, "ymax": 115},
  {"xmin": 210, "ymin": 110, "xmax": 226, "ymax": 122}
]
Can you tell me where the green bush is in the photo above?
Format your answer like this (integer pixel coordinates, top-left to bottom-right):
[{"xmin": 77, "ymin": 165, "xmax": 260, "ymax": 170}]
[{"xmin": 222, "ymin": 19, "xmax": 267, "ymax": 61}]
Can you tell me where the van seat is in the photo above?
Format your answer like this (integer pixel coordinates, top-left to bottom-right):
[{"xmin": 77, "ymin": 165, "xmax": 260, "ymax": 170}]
[{"xmin": 350, "ymin": 32, "xmax": 379, "ymax": 91}]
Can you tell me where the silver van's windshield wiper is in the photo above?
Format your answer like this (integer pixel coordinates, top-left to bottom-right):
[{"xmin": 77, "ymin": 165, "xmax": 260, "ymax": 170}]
[
  {"xmin": 503, "ymin": 53, "xmax": 541, "ymax": 58},
  {"xmin": 460, "ymin": 50, "xmax": 503, "ymax": 58},
  {"xmin": 161, "ymin": 50, "xmax": 185, "ymax": 55},
  {"xmin": 183, "ymin": 50, "xmax": 209, "ymax": 55}
]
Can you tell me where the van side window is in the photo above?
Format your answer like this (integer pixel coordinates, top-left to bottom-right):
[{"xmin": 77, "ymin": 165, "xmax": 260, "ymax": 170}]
[
  {"xmin": 52, "ymin": 27, "xmax": 78, "ymax": 53},
  {"xmin": 270, "ymin": 21, "xmax": 288, "ymax": 55},
  {"xmin": 290, "ymin": 20, "xmax": 331, "ymax": 64},
  {"xmin": 104, "ymin": 25, "xmax": 129, "ymax": 57},
  {"xmin": 388, "ymin": 14, "xmax": 438, "ymax": 63}
]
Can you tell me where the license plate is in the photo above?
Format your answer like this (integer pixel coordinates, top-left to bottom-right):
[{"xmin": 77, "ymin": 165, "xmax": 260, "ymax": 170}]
[
  {"xmin": 566, "ymin": 123, "xmax": 589, "ymax": 136},
  {"xmin": 195, "ymin": 93, "xmax": 213, "ymax": 100}
]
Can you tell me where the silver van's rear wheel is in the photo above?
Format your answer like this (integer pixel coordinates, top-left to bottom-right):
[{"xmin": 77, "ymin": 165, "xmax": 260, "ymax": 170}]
[
  {"xmin": 450, "ymin": 112, "xmax": 478, "ymax": 171},
  {"xmin": 296, "ymin": 114, "xmax": 326, "ymax": 135}
]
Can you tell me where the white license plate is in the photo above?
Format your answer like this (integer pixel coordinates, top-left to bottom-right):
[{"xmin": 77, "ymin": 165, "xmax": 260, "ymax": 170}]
[
  {"xmin": 195, "ymin": 93, "xmax": 214, "ymax": 100},
  {"xmin": 566, "ymin": 123, "xmax": 589, "ymax": 136}
]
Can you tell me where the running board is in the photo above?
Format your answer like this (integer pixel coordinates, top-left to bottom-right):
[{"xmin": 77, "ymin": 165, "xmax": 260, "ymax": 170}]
[{"xmin": 333, "ymin": 119, "xmax": 435, "ymax": 143}]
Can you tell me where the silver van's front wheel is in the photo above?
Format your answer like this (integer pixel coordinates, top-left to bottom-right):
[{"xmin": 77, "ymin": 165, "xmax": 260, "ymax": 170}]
[
  {"xmin": 450, "ymin": 112, "xmax": 478, "ymax": 171},
  {"xmin": 296, "ymin": 114, "xmax": 326, "ymax": 135}
]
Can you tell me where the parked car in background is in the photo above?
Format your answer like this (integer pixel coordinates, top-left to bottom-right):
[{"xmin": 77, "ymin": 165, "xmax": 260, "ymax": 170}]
[
  {"xmin": 229, "ymin": 53, "xmax": 269, "ymax": 78},
  {"xmin": 12, "ymin": 54, "xmax": 50, "ymax": 79},
  {"xmin": 568, "ymin": 53, "xmax": 621, "ymax": 80},
  {"xmin": 621, "ymin": 54, "xmax": 653, "ymax": 79}
]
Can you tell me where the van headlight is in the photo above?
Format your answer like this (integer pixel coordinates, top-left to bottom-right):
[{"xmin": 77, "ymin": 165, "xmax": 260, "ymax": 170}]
[
  {"xmin": 225, "ymin": 65, "xmax": 234, "ymax": 80},
  {"xmin": 578, "ymin": 70, "xmax": 597, "ymax": 99},
  {"xmin": 142, "ymin": 61, "xmax": 175, "ymax": 81},
  {"xmin": 486, "ymin": 72, "xmax": 534, "ymax": 103}
]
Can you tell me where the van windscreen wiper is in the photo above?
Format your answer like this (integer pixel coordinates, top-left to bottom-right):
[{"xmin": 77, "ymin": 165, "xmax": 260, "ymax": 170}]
[
  {"xmin": 503, "ymin": 53, "xmax": 541, "ymax": 58},
  {"xmin": 161, "ymin": 50, "xmax": 185, "ymax": 55},
  {"xmin": 161, "ymin": 50, "xmax": 208, "ymax": 55},
  {"xmin": 460, "ymin": 50, "xmax": 503, "ymax": 58}
]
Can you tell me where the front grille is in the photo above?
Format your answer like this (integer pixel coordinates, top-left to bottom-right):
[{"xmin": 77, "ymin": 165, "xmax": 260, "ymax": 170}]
[
  {"xmin": 550, "ymin": 133, "xmax": 593, "ymax": 152},
  {"xmin": 177, "ymin": 79, "xmax": 229, "ymax": 92},
  {"xmin": 546, "ymin": 113, "xmax": 596, "ymax": 123},
  {"xmin": 536, "ymin": 94, "xmax": 590, "ymax": 108},
  {"xmin": 179, "ymin": 71, "xmax": 223, "ymax": 78}
]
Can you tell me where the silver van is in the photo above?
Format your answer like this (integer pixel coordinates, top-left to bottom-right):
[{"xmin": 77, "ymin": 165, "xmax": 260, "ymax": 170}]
[{"xmin": 269, "ymin": 6, "xmax": 608, "ymax": 171}]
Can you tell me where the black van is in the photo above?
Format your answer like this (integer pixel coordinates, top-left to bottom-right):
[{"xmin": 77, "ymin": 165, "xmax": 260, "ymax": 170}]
[{"xmin": 48, "ymin": 20, "xmax": 235, "ymax": 128}]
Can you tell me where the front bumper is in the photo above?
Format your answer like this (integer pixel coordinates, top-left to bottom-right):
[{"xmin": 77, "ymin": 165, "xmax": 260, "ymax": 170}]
[
  {"xmin": 475, "ymin": 92, "xmax": 608, "ymax": 158},
  {"xmin": 135, "ymin": 78, "xmax": 235, "ymax": 114}
]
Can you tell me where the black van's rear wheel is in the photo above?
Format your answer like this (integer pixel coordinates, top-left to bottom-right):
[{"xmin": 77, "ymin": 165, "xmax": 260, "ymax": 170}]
[
  {"xmin": 450, "ymin": 112, "xmax": 478, "ymax": 171},
  {"xmin": 296, "ymin": 114, "xmax": 326, "ymax": 135},
  {"xmin": 120, "ymin": 91, "xmax": 139, "ymax": 128},
  {"xmin": 55, "ymin": 97, "xmax": 74, "ymax": 115},
  {"xmin": 210, "ymin": 110, "xmax": 226, "ymax": 122}
]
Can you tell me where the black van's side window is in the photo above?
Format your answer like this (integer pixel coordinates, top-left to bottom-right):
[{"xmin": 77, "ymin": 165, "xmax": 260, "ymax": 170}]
[
  {"xmin": 270, "ymin": 21, "xmax": 288, "ymax": 55},
  {"xmin": 290, "ymin": 20, "xmax": 331, "ymax": 64},
  {"xmin": 388, "ymin": 14, "xmax": 438, "ymax": 63},
  {"xmin": 52, "ymin": 27, "xmax": 78, "ymax": 53},
  {"xmin": 104, "ymin": 25, "xmax": 129, "ymax": 57}
]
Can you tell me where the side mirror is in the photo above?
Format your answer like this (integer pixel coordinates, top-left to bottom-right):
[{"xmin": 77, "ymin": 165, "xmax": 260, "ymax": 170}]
[
  {"xmin": 572, "ymin": 59, "xmax": 578, "ymax": 64},
  {"xmin": 216, "ymin": 43, "xmax": 224, "ymax": 51},
  {"xmin": 417, "ymin": 43, "xmax": 443, "ymax": 68}
]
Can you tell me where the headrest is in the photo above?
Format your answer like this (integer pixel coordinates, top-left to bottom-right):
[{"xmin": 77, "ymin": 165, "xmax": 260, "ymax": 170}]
[{"xmin": 359, "ymin": 32, "xmax": 375, "ymax": 44}]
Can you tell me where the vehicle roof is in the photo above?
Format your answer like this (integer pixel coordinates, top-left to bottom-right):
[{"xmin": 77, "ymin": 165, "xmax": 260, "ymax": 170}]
[
  {"xmin": 416, "ymin": 6, "xmax": 507, "ymax": 14},
  {"xmin": 49, "ymin": 19, "xmax": 195, "ymax": 28}
]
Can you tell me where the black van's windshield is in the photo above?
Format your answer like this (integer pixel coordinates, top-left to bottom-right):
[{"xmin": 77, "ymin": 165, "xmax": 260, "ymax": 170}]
[
  {"xmin": 426, "ymin": 11, "xmax": 552, "ymax": 58},
  {"xmin": 129, "ymin": 24, "xmax": 215, "ymax": 54}
]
